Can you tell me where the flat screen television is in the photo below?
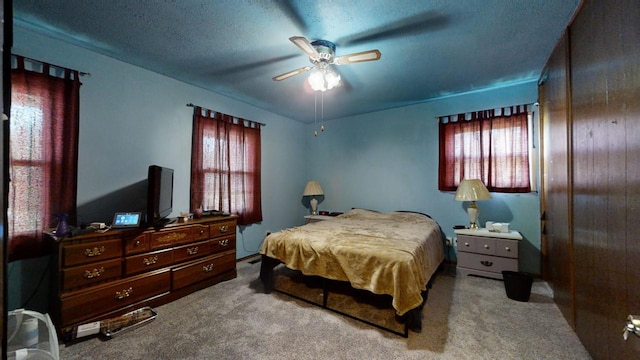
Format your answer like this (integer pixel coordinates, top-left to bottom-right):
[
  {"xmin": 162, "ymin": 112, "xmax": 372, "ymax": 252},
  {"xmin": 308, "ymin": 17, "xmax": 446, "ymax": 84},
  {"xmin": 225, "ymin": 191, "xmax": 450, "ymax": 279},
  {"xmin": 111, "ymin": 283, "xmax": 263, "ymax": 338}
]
[{"xmin": 147, "ymin": 165, "xmax": 174, "ymax": 226}]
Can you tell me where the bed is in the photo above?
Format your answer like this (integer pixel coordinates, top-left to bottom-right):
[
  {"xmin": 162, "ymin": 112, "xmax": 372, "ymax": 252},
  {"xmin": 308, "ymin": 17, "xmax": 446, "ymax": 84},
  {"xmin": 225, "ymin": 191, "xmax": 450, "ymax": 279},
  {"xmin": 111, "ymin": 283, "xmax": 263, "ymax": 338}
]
[{"xmin": 259, "ymin": 209, "xmax": 445, "ymax": 336}]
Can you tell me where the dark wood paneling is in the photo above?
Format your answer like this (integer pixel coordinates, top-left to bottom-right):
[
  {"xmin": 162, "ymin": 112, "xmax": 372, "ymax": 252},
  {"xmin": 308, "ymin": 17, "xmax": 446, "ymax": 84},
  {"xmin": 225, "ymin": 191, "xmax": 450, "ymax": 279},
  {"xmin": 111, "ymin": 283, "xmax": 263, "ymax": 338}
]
[
  {"xmin": 569, "ymin": 0, "xmax": 640, "ymax": 358},
  {"xmin": 1, "ymin": 1, "xmax": 10, "ymax": 357},
  {"xmin": 540, "ymin": 31, "xmax": 574, "ymax": 327}
]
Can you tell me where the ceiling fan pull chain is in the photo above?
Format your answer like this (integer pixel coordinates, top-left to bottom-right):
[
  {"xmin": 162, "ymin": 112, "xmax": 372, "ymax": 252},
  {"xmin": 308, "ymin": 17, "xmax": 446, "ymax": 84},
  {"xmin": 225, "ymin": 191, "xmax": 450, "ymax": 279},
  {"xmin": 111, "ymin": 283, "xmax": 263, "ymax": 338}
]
[
  {"xmin": 314, "ymin": 92, "xmax": 318, "ymax": 136},
  {"xmin": 321, "ymin": 91, "xmax": 325, "ymax": 132}
]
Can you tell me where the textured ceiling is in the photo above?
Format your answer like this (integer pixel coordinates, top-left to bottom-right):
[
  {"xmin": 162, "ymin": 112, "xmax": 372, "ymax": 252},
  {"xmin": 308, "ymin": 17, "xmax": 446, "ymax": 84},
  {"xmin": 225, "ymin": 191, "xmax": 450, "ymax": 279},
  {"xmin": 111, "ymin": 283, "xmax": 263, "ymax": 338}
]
[{"xmin": 13, "ymin": 0, "xmax": 581, "ymax": 123}]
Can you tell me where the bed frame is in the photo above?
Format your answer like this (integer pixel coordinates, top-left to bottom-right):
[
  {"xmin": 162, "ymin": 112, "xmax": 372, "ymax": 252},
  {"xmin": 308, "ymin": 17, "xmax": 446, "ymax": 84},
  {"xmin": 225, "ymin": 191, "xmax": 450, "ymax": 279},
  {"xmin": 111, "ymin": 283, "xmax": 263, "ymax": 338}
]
[{"xmin": 259, "ymin": 255, "xmax": 434, "ymax": 338}]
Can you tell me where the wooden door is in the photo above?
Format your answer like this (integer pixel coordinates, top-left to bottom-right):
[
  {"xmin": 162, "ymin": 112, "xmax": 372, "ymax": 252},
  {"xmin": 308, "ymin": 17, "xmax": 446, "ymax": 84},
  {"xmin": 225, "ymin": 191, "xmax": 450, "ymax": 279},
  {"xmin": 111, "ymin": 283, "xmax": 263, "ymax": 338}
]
[
  {"xmin": 1, "ymin": 0, "xmax": 9, "ymax": 357},
  {"xmin": 539, "ymin": 31, "xmax": 574, "ymax": 327},
  {"xmin": 569, "ymin": 0, "xmax": 640, "ymax": 357}
]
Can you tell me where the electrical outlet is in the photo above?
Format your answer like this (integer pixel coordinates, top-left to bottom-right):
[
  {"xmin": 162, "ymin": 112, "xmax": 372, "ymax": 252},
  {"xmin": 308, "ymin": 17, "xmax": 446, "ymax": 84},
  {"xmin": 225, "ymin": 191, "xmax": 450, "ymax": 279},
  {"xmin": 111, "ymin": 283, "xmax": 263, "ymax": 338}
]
[{"xmin": 445, "ymin": 237, "xmax": 452, "ymax": 247}]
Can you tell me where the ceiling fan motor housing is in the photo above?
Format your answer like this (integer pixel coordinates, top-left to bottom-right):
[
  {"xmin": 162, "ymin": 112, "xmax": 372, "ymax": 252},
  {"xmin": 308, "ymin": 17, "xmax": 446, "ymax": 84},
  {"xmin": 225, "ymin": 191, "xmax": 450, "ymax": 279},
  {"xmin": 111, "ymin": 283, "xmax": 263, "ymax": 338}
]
[{"xmin": 310, "ymin": 40, "xmax": 336, "ymax": 64}]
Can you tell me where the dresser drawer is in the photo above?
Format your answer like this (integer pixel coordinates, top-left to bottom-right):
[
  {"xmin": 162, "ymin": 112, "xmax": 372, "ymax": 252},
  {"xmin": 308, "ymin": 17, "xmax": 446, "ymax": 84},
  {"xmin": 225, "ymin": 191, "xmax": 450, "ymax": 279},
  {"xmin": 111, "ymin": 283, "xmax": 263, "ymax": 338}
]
[
  {"xmin": 124, "ymin": 232, "xmax": 150, "ymax": 255},
  {"xmin": 211, "ymin": 236, "xmax": 235, "ymax": 254},
  {"xmin": 171, "ymin": 251, "xmax": 235, "ymax": 290},
  {"xmin": 125, "ymin": 248, "xmax": 174, "ymax": 275},
  {"xmin": 150, "ymin": 227, "xmax": 193, "ymax": 249},
  {"xmin": 191, "ymin": 224, "xmax": 209, "ymax": 241},
  {"xmin": 173, "ymin": 240, "xmax": 210, "ymax": 263},
  {"xmin": 209, "ymin": 221, "xmax": 236, "ymax": 238},
  {"xmin": 62, "ymin": 258, "xmax": 123, "ymax": 291},
  {"xmin": 63, "ymin": 237, "xmax": 122, "ymax": 267},
  {"xmin": 60, "ymin": 270, "xmax": 170, "ymax": 328},
  {"xmin": 457, "ymin": 252, "xmax": 517, "ymax": 274}
]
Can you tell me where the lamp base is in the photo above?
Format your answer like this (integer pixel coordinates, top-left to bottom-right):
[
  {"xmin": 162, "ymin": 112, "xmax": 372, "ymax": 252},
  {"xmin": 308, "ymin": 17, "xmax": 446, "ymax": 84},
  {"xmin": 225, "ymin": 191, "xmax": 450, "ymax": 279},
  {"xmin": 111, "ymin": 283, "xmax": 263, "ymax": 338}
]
[
  {"xmin": 310, "ymin": 197, "xmax": 318, "ymax": 215},
  {"xmin": 467, "ymin": 202, "xmax": 480, "ymax": 230}
]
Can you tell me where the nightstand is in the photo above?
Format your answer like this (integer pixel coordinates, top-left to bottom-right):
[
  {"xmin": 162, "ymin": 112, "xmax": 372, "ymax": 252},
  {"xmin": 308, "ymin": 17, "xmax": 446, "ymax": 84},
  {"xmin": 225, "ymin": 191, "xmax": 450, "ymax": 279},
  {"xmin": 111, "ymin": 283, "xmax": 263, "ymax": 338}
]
[
  {"xmin": 304, "ymin": 215, "xmax": 334, "ymax": 224},
  {"xmin": 454, "ymin": 228, "xmax": 522, "ymax": 280}
]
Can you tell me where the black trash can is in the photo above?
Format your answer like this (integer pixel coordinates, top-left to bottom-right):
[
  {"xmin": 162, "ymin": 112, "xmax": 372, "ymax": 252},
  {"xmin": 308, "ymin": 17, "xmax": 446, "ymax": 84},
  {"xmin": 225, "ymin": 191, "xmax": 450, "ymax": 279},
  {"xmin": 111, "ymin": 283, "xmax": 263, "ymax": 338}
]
[{"xmin": 502, "ymin": 271, "xmax": 533, "ymax": 302}]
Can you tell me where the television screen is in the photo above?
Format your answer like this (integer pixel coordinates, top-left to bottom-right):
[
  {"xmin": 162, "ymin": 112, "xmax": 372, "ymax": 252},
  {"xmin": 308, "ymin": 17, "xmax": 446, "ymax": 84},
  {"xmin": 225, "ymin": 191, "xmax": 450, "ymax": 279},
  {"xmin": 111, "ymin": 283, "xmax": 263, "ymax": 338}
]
[{"xmin": 147, "ymin": 165, "xmax": 174, "ymax": 226}]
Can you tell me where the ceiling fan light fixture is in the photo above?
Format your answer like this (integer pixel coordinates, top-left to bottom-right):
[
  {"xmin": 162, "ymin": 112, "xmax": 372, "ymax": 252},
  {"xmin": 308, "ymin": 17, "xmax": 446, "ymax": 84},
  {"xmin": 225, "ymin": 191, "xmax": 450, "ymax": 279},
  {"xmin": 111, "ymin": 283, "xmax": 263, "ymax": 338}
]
[{"xmin": 308, "ymin": 67, "xmax": 341, "ymax": 92}]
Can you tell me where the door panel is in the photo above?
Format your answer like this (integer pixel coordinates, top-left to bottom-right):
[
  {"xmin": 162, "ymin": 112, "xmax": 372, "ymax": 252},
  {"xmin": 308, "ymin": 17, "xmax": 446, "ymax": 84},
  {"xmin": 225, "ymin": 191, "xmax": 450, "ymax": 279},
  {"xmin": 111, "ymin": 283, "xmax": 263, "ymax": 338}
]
[
  {"xmin": 569, "ymin": 0, "xmax": 640, "ymax": 358},
  {"xmin": 539, "ymin": 31, "xmax": 573, "ymax": 327}
]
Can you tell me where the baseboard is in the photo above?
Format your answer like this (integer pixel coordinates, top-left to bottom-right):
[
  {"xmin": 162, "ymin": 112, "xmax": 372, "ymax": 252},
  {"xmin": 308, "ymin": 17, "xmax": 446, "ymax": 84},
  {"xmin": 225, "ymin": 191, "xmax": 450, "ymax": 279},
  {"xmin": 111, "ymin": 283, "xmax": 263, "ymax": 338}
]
[{"xmin": 237, "ymin": 253, "xmax": 261, "ymax": 263}]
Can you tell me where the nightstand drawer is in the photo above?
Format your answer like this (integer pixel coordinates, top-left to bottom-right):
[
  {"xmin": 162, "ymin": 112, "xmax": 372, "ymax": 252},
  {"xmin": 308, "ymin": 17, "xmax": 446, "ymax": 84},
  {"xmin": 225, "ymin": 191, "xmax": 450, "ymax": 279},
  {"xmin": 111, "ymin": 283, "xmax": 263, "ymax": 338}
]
[
  {"xmin": 496, "ymin": 239, "xmax": 518, "ymax": 258},
  {"xmin": 459, "ymin": 234, "xmax": 500, "ymax": 255},
  {"xmin": 457, "ymin": 252, "xmax": 517, "ymax": 274},
  {"xmin": 457, "ymin": 235, "xmax": 477, "ymax": 252}
]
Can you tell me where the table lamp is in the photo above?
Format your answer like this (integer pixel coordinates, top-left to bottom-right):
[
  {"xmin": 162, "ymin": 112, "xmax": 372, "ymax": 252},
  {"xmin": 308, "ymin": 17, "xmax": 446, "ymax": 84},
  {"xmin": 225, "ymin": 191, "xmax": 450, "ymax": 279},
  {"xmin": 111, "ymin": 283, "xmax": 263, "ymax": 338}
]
[
  {"xmin": 303, "ymin": 181, "xmax": 324, "ymax": 215},
  {"xmin": 454, "ymin": 179, "xmax": 492, "ymax": 229}
]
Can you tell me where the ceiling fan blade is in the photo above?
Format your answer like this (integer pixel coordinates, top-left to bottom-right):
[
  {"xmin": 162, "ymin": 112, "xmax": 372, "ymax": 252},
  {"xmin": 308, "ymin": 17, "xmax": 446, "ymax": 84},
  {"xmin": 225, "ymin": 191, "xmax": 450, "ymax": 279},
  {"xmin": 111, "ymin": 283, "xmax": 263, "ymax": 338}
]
[
  {"xmin": 333, "ymin": 49, "xmax": 382, "ymax": 65},
  {"xmin": 289, "ymin": 36, "xmax": 321, "ymax": 60},
  {"xmin": 272, "ymin": 66, "xmax": 312, "ymax": 81},
  {"xmin": 337, "ymin": 11, "xmax": 450, "ymax": 46}
]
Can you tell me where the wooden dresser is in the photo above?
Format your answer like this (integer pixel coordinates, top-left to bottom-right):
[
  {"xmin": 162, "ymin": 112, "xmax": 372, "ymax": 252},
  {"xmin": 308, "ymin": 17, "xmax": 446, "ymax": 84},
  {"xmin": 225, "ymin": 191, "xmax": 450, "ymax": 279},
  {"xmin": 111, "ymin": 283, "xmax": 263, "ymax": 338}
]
[
  {"xmin": 454, "ymin": 228, "xmax": 522, "ymax": 280},
  {"xmin": 49, "ymin": 215, "xmax": 237, "ymax": 341}
]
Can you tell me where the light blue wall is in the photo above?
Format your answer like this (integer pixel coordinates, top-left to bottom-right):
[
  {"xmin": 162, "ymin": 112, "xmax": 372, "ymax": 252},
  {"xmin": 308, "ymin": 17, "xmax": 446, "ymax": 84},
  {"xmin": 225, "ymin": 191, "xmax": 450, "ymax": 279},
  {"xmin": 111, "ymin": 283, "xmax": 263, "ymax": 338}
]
[
  {"xmin": 9, "ymin": 25, "xmax": 542, "ymax": 313},
  {"xmin": 9, "ymin": 26, "xmax": 308, "ymax": 311},
  {"xmin": 306, "ymin": 83, "xmax": 541, "ymax": 274}
]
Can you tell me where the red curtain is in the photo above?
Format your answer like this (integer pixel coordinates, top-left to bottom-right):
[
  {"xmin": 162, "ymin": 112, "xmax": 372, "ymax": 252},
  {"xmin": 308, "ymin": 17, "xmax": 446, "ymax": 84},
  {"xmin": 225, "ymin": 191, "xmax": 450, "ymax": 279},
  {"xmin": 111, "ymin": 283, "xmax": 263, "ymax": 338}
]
[
  {"xmin": 9, "ymin": 56, "xmax": 80, "ymax": 262},
  {"xmin": 190, "ymin": 107, "xmax": 262, "ymax": 225},
  {"xmin": 439, "ymin": 106, "xmax": 530, "ymax": 193}
]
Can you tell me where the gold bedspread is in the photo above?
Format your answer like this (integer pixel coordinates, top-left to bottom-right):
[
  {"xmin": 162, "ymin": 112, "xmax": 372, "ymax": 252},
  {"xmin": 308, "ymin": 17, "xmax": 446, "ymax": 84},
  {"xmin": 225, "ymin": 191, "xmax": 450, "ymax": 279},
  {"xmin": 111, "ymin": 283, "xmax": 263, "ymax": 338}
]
[{"xmin": 260, "ymin": 209, "xmax": 445, "ymax": 315}]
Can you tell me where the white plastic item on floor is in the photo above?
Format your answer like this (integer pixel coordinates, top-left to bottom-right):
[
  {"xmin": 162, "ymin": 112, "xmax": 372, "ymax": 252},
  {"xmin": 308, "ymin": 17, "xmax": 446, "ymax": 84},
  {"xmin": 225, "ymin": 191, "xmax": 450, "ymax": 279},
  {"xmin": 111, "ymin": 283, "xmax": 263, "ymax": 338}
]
[{"xmin": 7, "ymin": 309, "xmax": 59, "ymax": 360}]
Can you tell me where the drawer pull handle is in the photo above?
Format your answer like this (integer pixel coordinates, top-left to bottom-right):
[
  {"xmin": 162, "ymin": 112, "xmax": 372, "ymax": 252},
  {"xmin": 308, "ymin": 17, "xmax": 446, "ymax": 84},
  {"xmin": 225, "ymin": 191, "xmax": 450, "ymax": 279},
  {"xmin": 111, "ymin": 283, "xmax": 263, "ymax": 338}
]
[
  {"xmin": 203, "ymin": 264, "xmax": 215, "ymax": 272},
  {"xmin": 83, "ymin": 267, "xmax": 105, "ymax": 279},
  {"xmin": 505, "ymin": 246, "xmax": 511, "ymax": 251},
  {"xmin": 483, "ymin": 244, "xmax": 490, "ymax": 249},
  {"xmin": 143, "ymin": 255, "xmax": 158, "ymax": 266},
  {"xmin": 115, "ymin": 287, "xmax": 133, "ymax": 300},
  {"xmin": 199, "ymin": 230, "xmax": 205, "ymax": 235},
  {"xmin": 187, "ymin": 246, "xmax": 199, "ymax": 255},
  {"xmin": 135, "ymin": 240, "xmax": 141, "ymax": 246},
  {"xmin": 219, "ymin": 239, "xmax": 229, "ymax": 247},
  {"xmin": 464, "ymin": 242, "xmax": 470, "ymax": 247},
  {"xmin": 219, "ymin": 225, "xmax": 229, "ymax": 233},
  {"xmin": 84, "ymin": 246, "xmax": 105, "ymax": 257},
  {"xmin": 480, "ymin": 260, "xmax": 493, "ymax": 267}
]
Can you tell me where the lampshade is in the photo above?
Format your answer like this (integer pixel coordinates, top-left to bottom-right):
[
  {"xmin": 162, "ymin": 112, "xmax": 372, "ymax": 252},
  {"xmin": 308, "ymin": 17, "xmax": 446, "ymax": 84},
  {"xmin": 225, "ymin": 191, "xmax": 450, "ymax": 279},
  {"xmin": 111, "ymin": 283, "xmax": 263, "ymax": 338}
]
[
  {"xmin": 454, "ymin": 179, "xmax": 492, "ymax": 202},
  {"xmin": 303, "ymin": 181, "xmax": 324, "ymax": 196},
  {"xmin": 303, "ymin": 181, "xmax": 324, "ymax": 215},
  {"xmin": 454, "ymin": 179, "xmax": 491, "ymax": 229}
]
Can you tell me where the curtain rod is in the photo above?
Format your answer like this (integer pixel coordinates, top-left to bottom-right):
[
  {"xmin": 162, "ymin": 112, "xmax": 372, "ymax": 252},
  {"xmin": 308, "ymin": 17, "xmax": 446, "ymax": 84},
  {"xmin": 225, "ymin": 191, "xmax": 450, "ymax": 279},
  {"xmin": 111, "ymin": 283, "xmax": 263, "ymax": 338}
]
[
  {"xmin": 186, "ymin": 103, "xmax": 266, "ymax": 126},
  {"xmin": 434, "ymin": 103, "xmax": 533, "ymax": 119},
  {"xmin": 13, "ymin": 54, "xmax": 91, "ymax": 77}
]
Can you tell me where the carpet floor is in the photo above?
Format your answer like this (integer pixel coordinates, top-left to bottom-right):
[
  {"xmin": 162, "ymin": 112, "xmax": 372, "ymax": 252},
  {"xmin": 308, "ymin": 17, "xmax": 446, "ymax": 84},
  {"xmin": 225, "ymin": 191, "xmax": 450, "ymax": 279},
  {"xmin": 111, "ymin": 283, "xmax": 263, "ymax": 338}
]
[{"xmin": 59, "ymin": 258, "xmax": 591, "ymax": 359}]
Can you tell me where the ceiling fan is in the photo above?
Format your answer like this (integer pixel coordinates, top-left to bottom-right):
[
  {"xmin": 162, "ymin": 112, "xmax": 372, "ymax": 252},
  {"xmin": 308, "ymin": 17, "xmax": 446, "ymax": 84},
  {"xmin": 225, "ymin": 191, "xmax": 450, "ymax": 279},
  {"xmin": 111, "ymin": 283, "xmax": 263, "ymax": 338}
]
[{"xmin": 272, "ymin": 36, "xmax": 381, "ymax": 89}]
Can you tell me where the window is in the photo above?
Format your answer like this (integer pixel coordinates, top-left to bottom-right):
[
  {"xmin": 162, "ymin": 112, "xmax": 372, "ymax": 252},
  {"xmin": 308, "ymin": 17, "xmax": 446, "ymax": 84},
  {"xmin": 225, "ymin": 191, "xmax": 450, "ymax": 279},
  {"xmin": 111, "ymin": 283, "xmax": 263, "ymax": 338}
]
[
  {"xmin": 190, "ymin": 107, "xmax": 262, "ymax": 225},
  {"xmin": 9, "ymin": 56, "xmax": 81, "ymax": 261},
  {"xmin": 438, "ymin": 106, "xmax": 531, "ymax": 193}
]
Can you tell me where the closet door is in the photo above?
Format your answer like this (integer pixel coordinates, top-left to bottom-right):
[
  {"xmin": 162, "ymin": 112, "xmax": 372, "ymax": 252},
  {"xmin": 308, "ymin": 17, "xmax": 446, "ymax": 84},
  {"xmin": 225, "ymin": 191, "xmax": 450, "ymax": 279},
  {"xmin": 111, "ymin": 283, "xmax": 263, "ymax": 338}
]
[
  {"xmin": 539, "ymin": 31, "xmax": 573, "ymax": 327},
  {"xmin": 570, "ymin": 0, "xmax": 640, "ymax": 357},
  {"xmin": 1, "ymin": 0, "xmax": 10, "ymax": 356}
]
